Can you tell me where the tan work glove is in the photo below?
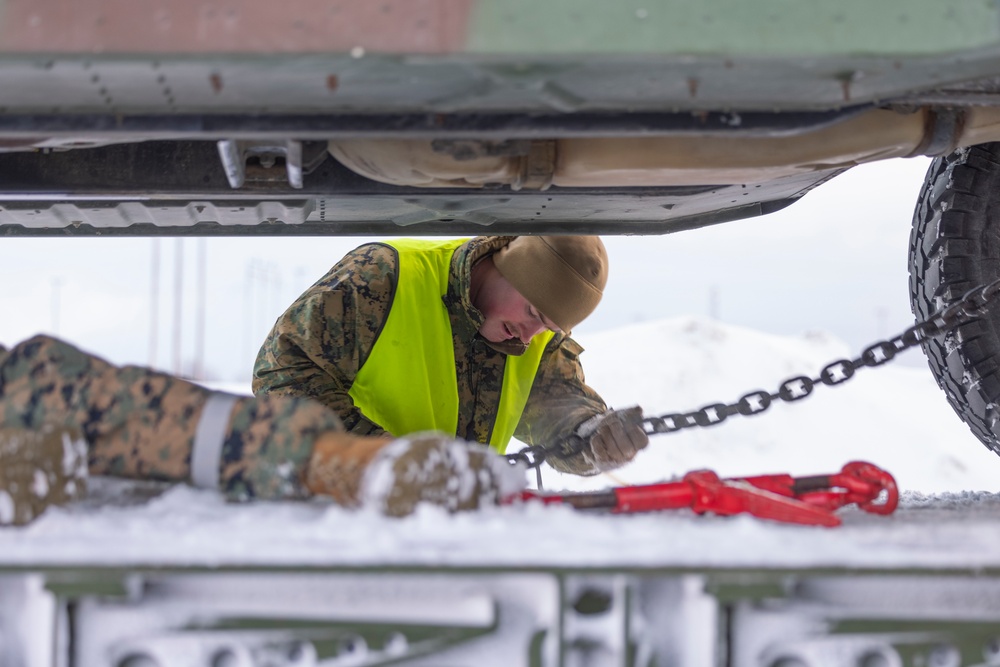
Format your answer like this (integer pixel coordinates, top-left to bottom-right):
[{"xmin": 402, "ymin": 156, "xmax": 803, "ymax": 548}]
[
  {"xmin": 576, "ymin": 406, "xmax": 649, "ymax": 472},
  {"xmin": 306, "ymin": 431, "xmax": 526, "ymax": 517},
  {"xmin": 0, "ymin": 423, "xmax": 88, "ymax": 526}
]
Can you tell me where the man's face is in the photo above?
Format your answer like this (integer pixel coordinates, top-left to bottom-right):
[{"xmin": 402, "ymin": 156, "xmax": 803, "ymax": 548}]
[{"xmin": 474, "ymin": 269, "xmax": 561, "ymax": 345}]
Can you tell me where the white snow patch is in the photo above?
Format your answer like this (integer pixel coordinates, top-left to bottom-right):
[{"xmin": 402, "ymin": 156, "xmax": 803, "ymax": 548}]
[
  {"xmin": 61, "ymin": 431, "xmax": 88, "ymax": 478},
  {"xmin": 360, "ymin": 438, "xmax": 411, "ymax": 504},
  {"xmin": 0, "ymin": 491, "xmax": 13, "ymax": 524},
  {"xmin": 31, "ymin": 470, "xmax": 48, "ymax": 498}
]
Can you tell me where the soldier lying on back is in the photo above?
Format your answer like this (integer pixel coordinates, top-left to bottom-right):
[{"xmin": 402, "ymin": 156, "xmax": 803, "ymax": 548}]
[{"xmin": 0, "ymin": 335, "xmax": 526, "ymax": 525}]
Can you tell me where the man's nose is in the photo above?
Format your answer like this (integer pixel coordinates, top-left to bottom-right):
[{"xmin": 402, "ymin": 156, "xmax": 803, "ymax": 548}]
[{"xmin": 520, "ymin": 321, "xmax": 544, "ymax": 343}]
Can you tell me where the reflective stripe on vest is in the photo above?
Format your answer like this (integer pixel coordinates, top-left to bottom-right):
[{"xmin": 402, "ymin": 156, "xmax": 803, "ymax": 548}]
[{"xmin": 348, "ymin": 238, "xmax": 553, "ymax": 453}]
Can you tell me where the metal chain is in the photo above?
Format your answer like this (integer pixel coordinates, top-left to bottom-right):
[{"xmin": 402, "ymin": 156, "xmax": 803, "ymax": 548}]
[
  {"xmin": 507, "ymin": 277, "xmax": 1000, "ymax": 470},
  {"xmin": 506, "ymin": 435, "xmax": 587, "ymax": 472},
  {"xmin": 641, "ymin": 277, "xmax": 1000, "ymax": 436}
]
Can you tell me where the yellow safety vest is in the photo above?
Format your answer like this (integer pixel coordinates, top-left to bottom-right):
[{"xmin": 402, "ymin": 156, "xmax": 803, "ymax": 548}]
[{"xmin": 348, "ymin": 238, "xmax": 553, "ymax": 453}]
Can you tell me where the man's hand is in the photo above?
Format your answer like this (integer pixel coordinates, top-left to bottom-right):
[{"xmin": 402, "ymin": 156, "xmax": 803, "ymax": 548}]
[{"xmin": 576, "ymin": 406, "xmax": 649, "ymax": 472}]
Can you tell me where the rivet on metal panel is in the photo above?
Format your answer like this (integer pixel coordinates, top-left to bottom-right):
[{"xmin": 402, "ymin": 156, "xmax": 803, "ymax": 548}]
[
  {"xmin": 837, "ymin": 70, "xmax": 863, "ymax": 103},
  {"xmin": 687, "ymin": 77, "xmax": 699, "ymax": 98},
  {"xmin": 115, "ymin": 653, "xmax": 161, "ymax": 667},
  {"xmin": 926, "ymin": 644, "xmax": 960, "ymax": 667},
  {"xmin": 983, "ymin": 637, "xmax": 1000, "ymax": 663},
  {"xmin": 208, "ymin": 648, "xmax": 239, "ymax": 667},
  {"xmin": 572, "ymin": 588, "xmax": 613, "ymax": 615}
]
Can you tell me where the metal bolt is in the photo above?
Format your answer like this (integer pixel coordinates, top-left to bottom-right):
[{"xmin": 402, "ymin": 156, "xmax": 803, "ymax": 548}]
[
  {"xmin": 927, "ymin": 644, "xmax": 960, "ymax": 667},
  {"xmin": 282, "ymin": 641, "xmax": 316, "ymax": 665},
  {"xmin": 856, "ymin": 649, "xmax": 894, "ymax": 667},
  {"xmin": 572, "ymin": 587, "xmax": 613, "ymax": 615},
  {"xmin": 116, "ymin": 654, "xmax": 161, "ymax": 667},
  {"xmin": 384, "ymin": 632, "xmax": 409, "ymax": 657},
  {"xmin": 768, "ymin": 657, "xmax": 808, "ymax": 667},
  {"xmin": 286, "ymin": 642, "xmax": 304, "ymax": 662},
  {"xmin": 983, "ymin": 637, "xmax": 1000, "ymax": 663},
  {"xmin": 210, "ymin": 648, "xmax": 241, "ymax": 667},
  {"xmin": 339, "ymin": 636, "xmax": 368, "ymax": 658}
]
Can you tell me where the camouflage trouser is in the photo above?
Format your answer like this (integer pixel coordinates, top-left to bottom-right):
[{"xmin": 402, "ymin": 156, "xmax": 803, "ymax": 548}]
[{"xmin": 0, "ymin": 336, "xmax": 345, "ymax": 500}]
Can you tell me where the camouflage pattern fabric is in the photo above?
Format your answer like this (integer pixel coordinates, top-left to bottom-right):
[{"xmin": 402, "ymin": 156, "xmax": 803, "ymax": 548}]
[
  {"xmin": 0, "ymin": 335, "xmax": 344, "ymax": 500},
  {"xmin": 253, "ymin": 236, "xmax": 608, "ymax": 475}
]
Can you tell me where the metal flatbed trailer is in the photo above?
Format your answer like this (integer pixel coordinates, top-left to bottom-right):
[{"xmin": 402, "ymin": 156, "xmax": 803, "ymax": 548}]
[{"xmin": 3, "ymin": 482, "xmax": 1000, "ymax": 667}]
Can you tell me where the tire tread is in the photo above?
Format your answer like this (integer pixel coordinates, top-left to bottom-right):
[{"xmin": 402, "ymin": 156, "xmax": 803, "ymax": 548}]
[{"xmin": 909, "ymin": 143, "xmax": 1000, "ymax": 453}]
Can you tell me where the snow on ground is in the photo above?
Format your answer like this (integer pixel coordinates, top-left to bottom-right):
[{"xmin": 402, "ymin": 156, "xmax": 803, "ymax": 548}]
[{"xmin": 5, "ymin": 316, "xmax": 1000, "ymax": 569}]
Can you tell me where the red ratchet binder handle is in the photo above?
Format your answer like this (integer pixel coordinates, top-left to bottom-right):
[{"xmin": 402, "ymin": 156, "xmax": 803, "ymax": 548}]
[{"xmin": 515, "ymin": 461, "xmax": 898, "ymax": 527}]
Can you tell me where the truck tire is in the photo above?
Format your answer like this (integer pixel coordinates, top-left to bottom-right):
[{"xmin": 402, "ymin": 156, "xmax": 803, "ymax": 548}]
[{"xmin": 909, "ymin": 142, "xmax": 1000, "ymax": 454}]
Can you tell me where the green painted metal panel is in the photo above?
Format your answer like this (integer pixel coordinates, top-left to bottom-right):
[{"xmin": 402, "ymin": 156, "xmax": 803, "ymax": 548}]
[{"xmin": 468, "ymin": 0, "xmax": 1000, "ymax": 56}]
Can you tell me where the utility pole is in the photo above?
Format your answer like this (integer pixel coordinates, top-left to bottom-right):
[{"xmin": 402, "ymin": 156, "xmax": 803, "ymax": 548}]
[
  {"xmin": 149, "ymin": 239, "xmax": 160, "ymax": 368},
  {"xmin": 270, "ymin": 262, "xmax": 282, "ymax": 327},
  {"xmin": 194, "ymin": 238, "xmax": 207, "ymax": 381},
  {"xmin": 243, "ymin": 259, "xmax": 261, "ymax": 366},
  {"xmin": 173, "ymin": 238, "xmax": 184, "ymax": 376},
  {"xmin": 709, "ymin": 285, "xmax": 720, "ymax": 320},
  {"xmin": 50, "ymin": 277, "xmax": 63, "ymax": 335}
]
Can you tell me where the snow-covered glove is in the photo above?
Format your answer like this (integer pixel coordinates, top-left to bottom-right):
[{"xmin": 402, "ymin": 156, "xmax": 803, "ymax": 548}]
[
  {"xmin": 362, "ymin": 432, "xmax": 527, "ymax": 517},
  {"xmin": 306, "ymin": 431, "xmax": 526, "ymax": 517},
  {"xmin": 0, "ymin": 423, "xmax": 88, "ymax": 526},
  {"xmin": 576, "ymin": 406, "xmax": 649, "ymax": 472}
]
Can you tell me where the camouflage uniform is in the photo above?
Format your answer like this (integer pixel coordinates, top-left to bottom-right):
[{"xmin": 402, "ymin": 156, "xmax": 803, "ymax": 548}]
[
  {"xmin": 0, "ymin": 335, "xmax": 343, "ymax": 501},
  {"xmin": 253, "ymin": 236, "xmax": 607, "ymax": 475}
]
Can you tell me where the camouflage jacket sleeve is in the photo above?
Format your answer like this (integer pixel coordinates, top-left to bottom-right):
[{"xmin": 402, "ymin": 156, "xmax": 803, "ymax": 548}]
[
  {"xmin": 252, "ymin": 243, "xmax": 395, "ymax": 437},
  {"xmin": 514, "ymin": 334, "xmax": 607, "ymax": 476}
]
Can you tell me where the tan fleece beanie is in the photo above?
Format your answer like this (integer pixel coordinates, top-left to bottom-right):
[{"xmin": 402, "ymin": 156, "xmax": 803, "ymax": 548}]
[{"xmin": 493, "ymin": 236, "xmax": 608, "ymax": 332}]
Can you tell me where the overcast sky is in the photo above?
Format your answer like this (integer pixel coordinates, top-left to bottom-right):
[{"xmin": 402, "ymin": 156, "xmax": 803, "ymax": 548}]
[{"xmin": 0, "ymin": 155, "xmax": 933, "ymax": 384}]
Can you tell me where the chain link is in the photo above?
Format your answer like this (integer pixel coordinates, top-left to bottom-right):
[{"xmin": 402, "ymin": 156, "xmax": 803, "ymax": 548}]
[
  {"xmin": 507, "ymin": 277, "xmax": 1000, "ymax": 470},
  {"xmin": 506, "ymin": 435, "xmax": 587, "ymax": 471},
  {"xmin": 641, "ymin": 277, "xmax": 1000, "ymax": 436}
]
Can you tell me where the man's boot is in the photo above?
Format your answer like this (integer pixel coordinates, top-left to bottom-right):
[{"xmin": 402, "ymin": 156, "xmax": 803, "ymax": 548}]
[
  {"xmin": 305, "ymin": 431, "xmax": 526, "ymax": 517},
  {"xmin": 0, "ymin": 424, "xmax": 88, "ymax": 526}
]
